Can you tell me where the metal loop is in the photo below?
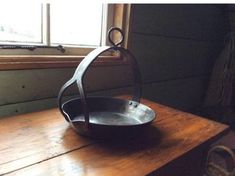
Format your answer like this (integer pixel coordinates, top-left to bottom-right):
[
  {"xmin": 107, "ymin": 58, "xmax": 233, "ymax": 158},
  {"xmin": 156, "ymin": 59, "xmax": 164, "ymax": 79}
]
[{"xmin": 108, "ymin": 27, "xmax": 124, "ymax": 46}]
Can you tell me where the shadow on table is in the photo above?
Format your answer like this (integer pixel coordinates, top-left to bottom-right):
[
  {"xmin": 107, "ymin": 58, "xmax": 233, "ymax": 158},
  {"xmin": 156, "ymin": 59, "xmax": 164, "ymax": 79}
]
[{"xmin": 91, "ymin": 125, "xmax": 164, "ymax": 155}]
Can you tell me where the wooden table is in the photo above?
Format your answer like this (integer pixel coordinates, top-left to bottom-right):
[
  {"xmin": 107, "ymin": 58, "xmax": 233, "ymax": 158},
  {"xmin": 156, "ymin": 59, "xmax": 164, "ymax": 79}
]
[{"xmin": 0, "ymin": 96, "xmax": 229, "ymax": 176}]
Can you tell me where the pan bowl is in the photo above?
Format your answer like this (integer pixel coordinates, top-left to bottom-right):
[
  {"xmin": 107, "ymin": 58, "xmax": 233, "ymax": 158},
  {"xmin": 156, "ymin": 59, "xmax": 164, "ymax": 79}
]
[{"xmin": 62, "ymin": 97, "xmax": 156, "ymax": 138}]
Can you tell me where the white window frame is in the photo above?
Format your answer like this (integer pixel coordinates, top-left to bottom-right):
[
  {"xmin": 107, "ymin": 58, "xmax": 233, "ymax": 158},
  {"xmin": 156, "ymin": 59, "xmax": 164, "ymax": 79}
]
[{"xmin": 0, "ymin": 3, "xmax": 117, "ymax": 56}]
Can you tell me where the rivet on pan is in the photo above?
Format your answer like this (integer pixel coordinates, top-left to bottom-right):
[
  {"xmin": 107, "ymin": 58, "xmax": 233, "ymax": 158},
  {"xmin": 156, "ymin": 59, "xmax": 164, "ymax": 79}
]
[
  {"xmin": 134, "ymin": 104, "xmax": 138, "ymax": 108},
  {"xmin": 129, "ymin": 102, "xmax": 132, "ymax": 105}
]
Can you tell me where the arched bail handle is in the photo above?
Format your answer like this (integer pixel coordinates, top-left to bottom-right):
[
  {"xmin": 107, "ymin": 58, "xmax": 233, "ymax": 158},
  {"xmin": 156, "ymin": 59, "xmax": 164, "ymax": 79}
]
[
  {"xmin": 108, "ymin": 27, "xmax": 124, "ymax": 46},
  {"xmin": 58, "ymin": 27, "xmax": 141, "ymax": 130},
  {"xmin": 58, "ymin": 78, "xmax": 76, "ymax": 122}
]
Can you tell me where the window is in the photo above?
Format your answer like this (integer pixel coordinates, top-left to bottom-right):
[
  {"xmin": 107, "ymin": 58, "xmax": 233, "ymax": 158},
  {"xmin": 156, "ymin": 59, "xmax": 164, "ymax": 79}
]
[
  {"xmin": 0, "ymin": 4, "xmax": 131, "ymax": 70},
  {"xmin": 50, "ymin": 3, "xmax": 103, "ymax": 46},
  {"xmin": 0, "ymin": 3, "xmax": 104, "ymax": 47},
  {"xmin": 0, "ymin": 4, "xmax": 41, "ymax": 44},
  {"xmin": 0, "ymin": 3, "xmax": 124, "ymax": 54}
]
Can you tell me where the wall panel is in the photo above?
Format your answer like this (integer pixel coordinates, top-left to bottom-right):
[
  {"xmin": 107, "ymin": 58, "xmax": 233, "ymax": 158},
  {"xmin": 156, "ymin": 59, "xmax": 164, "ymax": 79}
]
[
  {"xmin": 130, "ymin": 33, "xmax": 222, "ymax": 83},
  {"xmin": 132, "ymin": 5, "xmax": 228, "ymax": 41},
  {"xmin": 129, "ymin": 4, "xmax": 228, "ymax": 113},
  {"xmin": 0, "ymin": 86, "xmax": 132, "ymax": 118},
  {"xmin": 142, "ymin": 76, "xmax": 208, "ymax": 111},
  {"xmin": 0, "ymin": 65, "xmax": 131, "ymax": 106}
]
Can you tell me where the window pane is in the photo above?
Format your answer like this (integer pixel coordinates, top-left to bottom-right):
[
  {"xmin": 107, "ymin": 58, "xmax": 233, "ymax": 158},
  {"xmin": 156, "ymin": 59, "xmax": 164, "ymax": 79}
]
[
  {"xmin": 0, "ymin": 3, "xmax": 42, "ymax": 44},
  {"xmin": 50, "ymin": 3, "xmax": 103, "ymax": 46}
]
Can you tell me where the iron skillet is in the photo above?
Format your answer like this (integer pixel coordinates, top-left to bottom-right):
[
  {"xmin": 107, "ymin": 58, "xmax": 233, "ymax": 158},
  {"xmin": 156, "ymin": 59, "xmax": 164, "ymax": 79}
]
[{"xmin": 58, "ymin": 27, "xmax": 156, "ymax": 138}]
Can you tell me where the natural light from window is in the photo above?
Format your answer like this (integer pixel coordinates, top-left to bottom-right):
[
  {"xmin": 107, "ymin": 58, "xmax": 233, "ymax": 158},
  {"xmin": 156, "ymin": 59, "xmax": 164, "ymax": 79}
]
[
  {"xmin": 0, "ymin": 3, "xmax": 104, "ymax": 47},
  {"xmin": 0, "ymin": 4, "xmax": 41, "ymax": 44},
  {"xmin": 51, "ymin": 3, "xmax": 103, "ymax": 46}
]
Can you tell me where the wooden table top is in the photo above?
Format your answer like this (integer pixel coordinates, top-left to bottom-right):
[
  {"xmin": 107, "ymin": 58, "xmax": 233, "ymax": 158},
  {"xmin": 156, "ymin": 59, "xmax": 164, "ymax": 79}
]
[{"xmin": 0, "ymin": 96, "xmax": 229, "ymax": 176}]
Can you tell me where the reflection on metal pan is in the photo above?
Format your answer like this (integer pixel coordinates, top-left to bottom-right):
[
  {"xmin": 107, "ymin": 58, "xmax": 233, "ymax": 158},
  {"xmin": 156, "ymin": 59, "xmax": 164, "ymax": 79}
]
[{"xmin": 58, "ymin": 27, "xmax": 156, "ymax": 138}]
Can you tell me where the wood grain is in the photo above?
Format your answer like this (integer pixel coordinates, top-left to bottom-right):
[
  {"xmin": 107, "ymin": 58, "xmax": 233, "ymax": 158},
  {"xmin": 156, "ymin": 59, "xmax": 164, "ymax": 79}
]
[
  {"xmin": 0, "ymin": 96, "xmax": 229, "ymax": 176},
  {"xmin": 0, "ymin": 109, "xmax": 93, "ymax": 175},
  {"xmin": 0, "ymin": 55, "xmax": 127, "ymax": 70}
]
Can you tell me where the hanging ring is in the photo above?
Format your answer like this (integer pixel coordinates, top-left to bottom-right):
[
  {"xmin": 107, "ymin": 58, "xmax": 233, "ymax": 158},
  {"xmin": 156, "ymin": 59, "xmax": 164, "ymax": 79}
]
[{"xmin": 108, "ymin": 27, "xmax": 124, "ymax": 46}]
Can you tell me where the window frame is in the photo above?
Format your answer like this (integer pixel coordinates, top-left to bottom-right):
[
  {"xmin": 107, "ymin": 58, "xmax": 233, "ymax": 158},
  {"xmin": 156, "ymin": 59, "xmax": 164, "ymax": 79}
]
[{"xmin": 0, "ymin": 4, "xmax": 132, "ymax": 70}]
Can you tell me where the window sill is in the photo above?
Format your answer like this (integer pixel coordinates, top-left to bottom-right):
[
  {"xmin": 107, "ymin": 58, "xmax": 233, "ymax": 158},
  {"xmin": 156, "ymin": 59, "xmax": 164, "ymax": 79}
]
[{"xmin": 0, "ymin": 55, "xmax": 128, "ymax": 70}]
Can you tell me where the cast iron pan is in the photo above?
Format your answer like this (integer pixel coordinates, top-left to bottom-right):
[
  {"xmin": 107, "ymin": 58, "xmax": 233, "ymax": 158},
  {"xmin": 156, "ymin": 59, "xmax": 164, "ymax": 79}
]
[{"xmin": 58, "ymin": 27, "xmax": 156, "ymax": 138}]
